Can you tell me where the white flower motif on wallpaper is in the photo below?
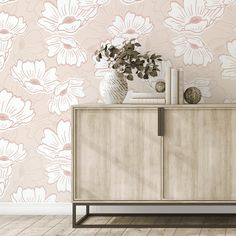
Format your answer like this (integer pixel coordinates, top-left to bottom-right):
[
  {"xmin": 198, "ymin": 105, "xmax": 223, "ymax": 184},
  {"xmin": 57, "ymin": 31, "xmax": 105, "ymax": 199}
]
[
  {"xmin": 11, "ymin": 187, "xmax": 56, "ymax": 202},
  {"xmin": 184, "ymin": 79, "xmax": 212, "ymax": 102},
  {"xmin": 173, "ymin": 36, "xmax": 213, "ymax": 66},
  {"xmin": 94, "ymin": 37, "xmax": 125, "ymax": 79},
  {"xmin": 219, "ymin": 40, "xmax": 236, "ymax": 78},
  {"xmin": 224, "ymin": 97, "xmax": 236, "ymax": 103},
  {"xmin": 38, "ymin": 120, "xmax": 71, "ymax": 192},
  {"xmin": 0, "ymin": 12, "xmax": 27, "ymax": 41},
  {"xmin": 47, "ymin": 160, "xmax": 71, "ymax": 192},
  {"xmin": 0, "ymin": 139, "xmax": 26, "ymax": 198},
  {"xmin": 38, "ymin": 120, "xmax": 71, "ymax": 161},
  {"xmin": 205, "ymin": 0, "xmax": 236, "ymax": 9},
  {"xmin": 47, "ymin": 36, "xmax": 87, "ymax": 67},
  {"xmin": 120, "ymin": 0, "xmax": 143, "ymax": 4},
  {"xmin": 0, "ymin": 90, "xmax": 35, "ymax": 131},
  {"xmin": 108, "ymin": 12, "xmax": 153, "ymax": 40},
  {"xmin": 0, "ymin": 139, "xmax": 26, "ymax": 168},
  {"xmin": 0, "ymin": 0, "xmax": 16, "ymax": 3},
  {"xmin": 11, "ymin": 60, "xmax": 59, "ymax": 94},
  {"xmin": 78, "ymin": 0, "xmax": 109, "ymax": 9},
  {"xmin": 49, "ymin": 79, "xmax": 85, "ymax": 115},
  {"xmin": 0, "ymin": 39, "xmax": 12, "ymax": 71},
  {"xmin": 0, "ymin": 167, "xmax": 11, "ymax": 198},
  {"xmin": 0, "ymin": 12, "xmax": 27, "ymax": 71},
  {"xmin": 165, "ymin": 0, "xmax": 224, "ymax": 34},
  {"xmin": 38, "ymin": 0, "xmax": 97, "ymax": 34}
]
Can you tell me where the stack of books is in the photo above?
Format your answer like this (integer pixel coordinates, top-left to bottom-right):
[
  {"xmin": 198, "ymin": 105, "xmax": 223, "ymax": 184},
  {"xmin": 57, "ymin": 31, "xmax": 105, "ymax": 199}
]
[
  {"xmin": 124, "ymin": 67, "xmax": 184, "ymax": 105},
  {"xmin": 125, "ymin": 91, "xmax": 166, "ymax": 104}
]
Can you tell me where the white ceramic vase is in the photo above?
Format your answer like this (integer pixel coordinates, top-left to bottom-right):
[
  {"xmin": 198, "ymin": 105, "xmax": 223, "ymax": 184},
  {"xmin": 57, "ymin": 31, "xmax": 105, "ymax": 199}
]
[{"xmin": 99, "ymin": 70, "xmax": 128, "ymax": 104}]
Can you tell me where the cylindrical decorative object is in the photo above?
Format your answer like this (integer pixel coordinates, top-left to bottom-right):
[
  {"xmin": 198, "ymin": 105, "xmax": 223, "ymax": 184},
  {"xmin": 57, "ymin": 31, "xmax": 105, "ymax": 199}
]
[
  {"xmin": 184, "ymin": 87, "xmax": 202, "ymax": 104},
  {"xmin": 99, "ymin": 70, "xmax": 128, "ymax": 104}
]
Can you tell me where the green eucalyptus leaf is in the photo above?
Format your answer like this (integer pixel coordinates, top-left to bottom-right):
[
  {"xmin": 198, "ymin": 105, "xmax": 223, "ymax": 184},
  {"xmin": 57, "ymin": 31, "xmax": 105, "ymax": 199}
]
[
  {"xmin": 150, "ymin": 70, "xmax": 158, "ymax": 77},
  {"xmin": 125, "ymin": 67, "xmax": 132, "ymax": 73},
  {"xmin": 137, "ymin": 65, "xmax": 144, "ymax": 71},
  {"xmin": 137, "ymin": 72, "xmax": 143, "ymax": 78},
  {"xmin": 127, "ymin": 74, "xmax": 133, "ymax": 80}
]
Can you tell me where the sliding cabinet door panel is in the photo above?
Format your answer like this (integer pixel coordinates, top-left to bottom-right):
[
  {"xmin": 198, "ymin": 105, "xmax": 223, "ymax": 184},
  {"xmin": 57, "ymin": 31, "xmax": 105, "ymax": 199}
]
[
  {"xmin": 74, "ymin": 108, "xmax": 161, "ymax": 201},
  {"xmin": 164, "ymin": 109, "xmax": 236, "ymax": 201}
]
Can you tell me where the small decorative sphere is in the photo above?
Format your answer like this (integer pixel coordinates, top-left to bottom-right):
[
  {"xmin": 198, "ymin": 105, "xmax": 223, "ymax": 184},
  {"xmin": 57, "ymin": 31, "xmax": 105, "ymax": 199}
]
[
  {"xmin": 184, "ymin": 87, "xmax": 202, "ymax": 104},
  {"xmin": 155, "ymin": 81, "xmax": 165, "ymax": 93}
]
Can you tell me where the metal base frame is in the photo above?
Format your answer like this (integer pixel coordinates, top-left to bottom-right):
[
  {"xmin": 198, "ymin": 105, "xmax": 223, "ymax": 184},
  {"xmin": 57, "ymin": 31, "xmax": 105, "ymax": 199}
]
[{"xmin": 72, "ymin": 203, "xmax": 236, "ymax": 228}]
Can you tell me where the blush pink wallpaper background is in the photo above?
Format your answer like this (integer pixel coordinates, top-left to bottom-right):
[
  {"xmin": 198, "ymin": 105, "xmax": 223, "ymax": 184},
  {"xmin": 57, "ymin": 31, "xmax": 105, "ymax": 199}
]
[{"xmin": 0, "ymin": 0, "xmax": 236, "ymax": 203}]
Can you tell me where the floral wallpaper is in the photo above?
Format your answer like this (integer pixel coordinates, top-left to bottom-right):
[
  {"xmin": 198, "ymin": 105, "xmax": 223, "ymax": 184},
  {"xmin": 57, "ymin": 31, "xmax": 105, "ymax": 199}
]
[{"xmin": 0, "ymin": 0, "xmax": 236, "ymax": 202}]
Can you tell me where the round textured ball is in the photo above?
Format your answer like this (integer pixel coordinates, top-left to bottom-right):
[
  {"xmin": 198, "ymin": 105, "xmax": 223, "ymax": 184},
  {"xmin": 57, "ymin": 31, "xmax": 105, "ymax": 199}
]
[
  {"xmin": 184, "ymin": 87, "xmax": 202, "ymax": 104},
  {"xmin": 155, "ymin": 81, "xmax": 165, "ymax": 93}
]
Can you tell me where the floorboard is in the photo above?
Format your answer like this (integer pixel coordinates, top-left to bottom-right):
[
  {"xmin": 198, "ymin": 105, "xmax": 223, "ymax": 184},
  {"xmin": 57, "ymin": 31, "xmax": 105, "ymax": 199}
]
[
  {"xmin": 200, "ymin": 228, "xmax": 226, "ymax": 236},
  {"xmin": 0, "ymin": 216, "xmax": 18, "ymax": 229},
  {"xmin": 0, "ymin": 216, "xmax": 43, "ymax": 236},
  {"xmin": 17, "ymin": 215, "xmax": 65, "ymax": 236},
  {"xmin": 43, "ymin": 216, "xmax": 74, "ymax": 236},
  {"xmin": 70, "ymin": 216, "xmax": 112, "ymax": 236},
  {"xmin": 226, "ymin": 228, "xmax": 236, "ymax": 236},
  {"xmin": 147, "ymin": 228, "xmax": 176, "ymax": 236},
  {"xmin": 0, "ymin": 215, "xmax": 236, "ymax": 236},
  {"xmin": 174, "ymin": 228, "xmax": 201, "ymax": 236},
  {"xmin": 122, "ymin": 228, "xmax": 151, "ymax": 236}
]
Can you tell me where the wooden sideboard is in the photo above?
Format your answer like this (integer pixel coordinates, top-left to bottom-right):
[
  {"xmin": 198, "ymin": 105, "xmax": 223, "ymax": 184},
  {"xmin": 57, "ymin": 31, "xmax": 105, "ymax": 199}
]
[{"xmin": 72, "ymin": 104, "xmax": 236, "ymax": 227}]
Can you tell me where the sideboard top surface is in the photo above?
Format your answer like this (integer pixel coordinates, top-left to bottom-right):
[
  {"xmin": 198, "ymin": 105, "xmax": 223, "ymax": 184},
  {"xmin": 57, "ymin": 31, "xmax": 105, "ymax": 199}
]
[{"xmin": 72, "ymin": 104, "xmax": 236, "ymax": 109}]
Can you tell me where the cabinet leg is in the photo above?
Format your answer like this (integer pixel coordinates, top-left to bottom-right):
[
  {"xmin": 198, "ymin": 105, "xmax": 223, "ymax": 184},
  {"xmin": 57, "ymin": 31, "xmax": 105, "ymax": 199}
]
[
  {"xmin": 72, "ymin": 203, "xmax": 90, "ymax": 228},
  {"xmin": 72, "ymin": 203, "xmax": 77, "ymax": 228}
]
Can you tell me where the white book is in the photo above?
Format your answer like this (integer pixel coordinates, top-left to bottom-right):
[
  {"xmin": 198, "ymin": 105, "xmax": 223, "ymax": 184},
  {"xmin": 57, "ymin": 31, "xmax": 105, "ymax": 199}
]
[
  {"xmin": 171, "ymin": 68, "xmax": 179, "ymax": 105},
  {"xmin": 178, "ymin": 68, "xmax": 184, "ymax": 104},
  {"xmin": 131, "ymin": 92, "xmax": 162, "ymax": 99},
  {"xmin": 165, "ymin": 66, "xmax": 171, "ymax": 104},
  {"xmin": 127, "ymin": 98, "xmax": 166, "ymax": 104}
]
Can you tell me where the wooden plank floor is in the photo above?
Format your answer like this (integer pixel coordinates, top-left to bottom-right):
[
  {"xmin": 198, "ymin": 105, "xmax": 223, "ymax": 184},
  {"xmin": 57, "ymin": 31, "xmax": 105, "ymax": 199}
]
[{"xmin": 0, "ymin": 216, "xmax": 236, "ymax": 236}]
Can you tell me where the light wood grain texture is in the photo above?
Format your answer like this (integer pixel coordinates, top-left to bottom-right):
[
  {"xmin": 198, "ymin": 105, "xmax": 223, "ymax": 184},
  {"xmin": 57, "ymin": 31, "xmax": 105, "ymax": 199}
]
[
  {"xmin": 200, "ymin": 228, "xmax": 226, "ymax": 236},
  {"xmin": 73, "ymin": 104, "xmax": 236, "ymax": 109},
  {"xmin": 70, "ymin": 216, "xmax": 111, "ymax": 236},
  {"xmin": 0, "ymin": 216, "xmax": 17, "ymax": 229},
  {"xmin": 43, "ymin": 216, "xmax": 74, "ymax": 236},
  {"xmin": 95, "ymin": 228, "xmax": 126, "ymax": 236},
  {"xmin": 174, "ymin": 228, "xmax": 201, "ymax": 236},
  {"xmin": 122, "ymin": 228, "xmax": 151, "ymax": 236},
  {"xmin": 17, "ymin": 215, "xmax": 65, "ymax": 236},
  {"xmin": 164, "ymin": 109, "xmax": 236, "ymax": 200},
  {"xmin": 148, "ymin": 228, "xmax": 176, "ymax": 236},
  {"xmin": 2, "ymin": 216, "xmax": 236, "ymax": 235},
  {"xmin": 0, "ymin": 216, "xmax": 43, "ymax": 236},
  {"xmin": 226, "ymin": 228, "xmax": 236, "ymax": 236},
  {"xmin": 74, "ymin": 108, "xmax": 161, "ymax": 201}
]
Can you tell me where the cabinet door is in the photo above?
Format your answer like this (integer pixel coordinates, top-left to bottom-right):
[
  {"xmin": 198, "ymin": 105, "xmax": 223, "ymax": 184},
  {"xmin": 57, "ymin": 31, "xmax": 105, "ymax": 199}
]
[
  {"xmin": 163, "ymin": 108, "xmax": 236, "ymax": 201},
  {"xmin": 74, "ymin": 107, "xmax": 162, "ymax": 201}
]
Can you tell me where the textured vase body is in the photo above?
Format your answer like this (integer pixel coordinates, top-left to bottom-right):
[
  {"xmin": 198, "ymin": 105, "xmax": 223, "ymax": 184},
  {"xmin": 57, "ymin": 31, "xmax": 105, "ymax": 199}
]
[{"xmin": 99, "ymin": 71, "xmax": 128, "ymax": 104}]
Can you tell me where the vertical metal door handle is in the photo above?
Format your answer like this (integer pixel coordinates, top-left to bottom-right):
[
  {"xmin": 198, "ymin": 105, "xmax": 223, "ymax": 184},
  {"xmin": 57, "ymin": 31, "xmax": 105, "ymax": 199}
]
[{"xmin": 158, "ymin": 107, "xmax": 164, "ymax": 137}]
